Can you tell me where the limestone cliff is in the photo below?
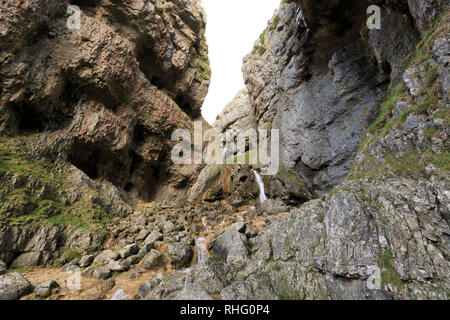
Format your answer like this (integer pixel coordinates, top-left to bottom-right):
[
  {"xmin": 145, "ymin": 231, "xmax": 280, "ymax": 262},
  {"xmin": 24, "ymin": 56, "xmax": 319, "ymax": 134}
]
[
  {"xmin": 222, "ymin": 0, "xmax": 450, "ymax": 300},
  {"xmin": 0, "ymin": 0, "xmax": 210, "ymax": 266},
  {"xmin": 0, "ymin": 0, "xmax": 210, "ymax": 207}
]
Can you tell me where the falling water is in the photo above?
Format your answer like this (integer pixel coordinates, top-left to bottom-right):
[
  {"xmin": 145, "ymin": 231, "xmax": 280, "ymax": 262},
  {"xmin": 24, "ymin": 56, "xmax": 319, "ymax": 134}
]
[{"xmin": 253, "ymin": 170, "xmax": 267, "ymax": 204}]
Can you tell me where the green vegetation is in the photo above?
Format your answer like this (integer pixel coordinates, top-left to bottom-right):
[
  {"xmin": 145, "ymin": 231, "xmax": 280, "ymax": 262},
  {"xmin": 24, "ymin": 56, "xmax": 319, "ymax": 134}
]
[
  {"xmin": 270, "ymin": 15, "xmax": 281, "ymax": 31},
  {"xmin": 379, "ymin": 249, "xmax": 403, "ymax": 287},
  {"xmin": 253, "ymin": 28, "xmax": 268, "ymax": 55},
  {"xmin": 276, "ymin": 276, "xmax": 304, "ymax": 300},
  {"xmin": 433, "ymin": 106, "xmax": 450, "ymax": 125},
  {"xmin": 348, "ymin": 150, "xmax": 450, "ymax": 181},
  {"xmin": 0, "ymin": 136, "xmax": 111, "ymax": 230},
  {"xmin": 259, "ymin": 28, "xmax": 267, "ymax": 45}
]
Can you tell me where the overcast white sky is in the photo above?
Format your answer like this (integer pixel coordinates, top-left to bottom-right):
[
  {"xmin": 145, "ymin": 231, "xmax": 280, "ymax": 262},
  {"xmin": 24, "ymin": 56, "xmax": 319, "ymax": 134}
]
[{"xmin": 200, "ymin": 0, "xmax": 280, "ymax": 124}]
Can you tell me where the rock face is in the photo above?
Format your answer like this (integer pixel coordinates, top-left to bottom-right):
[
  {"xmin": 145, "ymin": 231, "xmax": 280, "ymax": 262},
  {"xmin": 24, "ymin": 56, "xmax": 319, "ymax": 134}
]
[
  {"xmin": 0, "ymin": 0, "xmax": 210, "ymax": 269},
  {"xmin": 242, "ymin": 0, "xmax": 427, "ymax": 195},
  {"xmin": 0, "ymin": 0, "xmax": 210, "ymax": 205},
  {"xmin": 232, "ymin": 2, "xmax": 450, "ymax": 300}
]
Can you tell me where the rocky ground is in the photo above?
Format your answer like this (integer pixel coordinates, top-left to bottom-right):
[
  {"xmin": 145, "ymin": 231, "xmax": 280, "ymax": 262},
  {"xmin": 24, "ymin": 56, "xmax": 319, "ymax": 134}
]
[{"xmin": 1, "ymin": 201, "xmax": 292, "ymax": 300}]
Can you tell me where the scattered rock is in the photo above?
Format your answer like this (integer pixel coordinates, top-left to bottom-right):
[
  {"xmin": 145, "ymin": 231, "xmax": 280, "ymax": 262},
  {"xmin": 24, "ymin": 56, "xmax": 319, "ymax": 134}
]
[
  {"xmin": 119, "ymin": 244, "xmax": 139, "ymax": 259},
  {"xmin": 101, "ymin": 279, "xmax": 116, "ymax": 293},
  {"xmin": 260, "ymin": 199, "xmax": 290, "ymax": 215},
  {"xmin": 93, "ymin": 250, "xmax": 118, "ymax": 265}
]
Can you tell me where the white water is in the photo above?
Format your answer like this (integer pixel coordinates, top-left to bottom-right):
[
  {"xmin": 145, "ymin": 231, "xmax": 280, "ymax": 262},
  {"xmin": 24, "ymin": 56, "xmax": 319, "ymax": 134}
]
[{"xmin": 253, "ymin": 170, "xmax": 267, "ymax": 204}]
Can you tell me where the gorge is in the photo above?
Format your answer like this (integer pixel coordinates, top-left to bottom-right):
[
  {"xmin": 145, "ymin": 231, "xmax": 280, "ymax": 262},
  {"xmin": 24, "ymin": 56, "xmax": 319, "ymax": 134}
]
[{"xmin": 0, "ymin": 0, "xmax": 449, "ymax": 300}]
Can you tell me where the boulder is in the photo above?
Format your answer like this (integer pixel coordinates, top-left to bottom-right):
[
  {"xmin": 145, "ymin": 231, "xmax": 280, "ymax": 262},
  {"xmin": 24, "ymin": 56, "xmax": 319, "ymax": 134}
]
[
  {"xmin": 93, "ymin": 250, "xmax": 118, "ymax": 265},
  {"xmin": 0, "ymin": 273, "xmax": 34, "ymax": 300},
  {"xmin": 168, "ymin": 242, "xmax": 193, "ymax": 267},
  {"xmin": 186, "ymin": 258, "xmax": 235, "ymax": 295},
  {"xmin": 92, "ymin": 266, "xmax": 111, "ymax": 279},
  {"xmin": 138, "ymin": 281, "xmax": 154, "ymax": 299},
  {"xmin": 211, "ymin": 230, "xmax": 249, "ymax": 269},
  {"xmin": 144, "ymin": 231, "xmax": 163, "ymax": 246},
  {"xmin": 34, "ymin": 280, "xmax": 60, "ymax": 298},
  {"xmin": 221, "ymin": 273, "xmax": 278, "ymax": 300},
  {"xmin": 79, "ymin": 253, "xmax": 97, "ymax": 268},
  {"xmin": 175, "ymin": 283, "xmax": 213, "ymax": 300},
  {"xmin": 142, "ymin": 250, "xmax": 164, "ymax": 270},
  {"xmin": 118, "ymin": 244, "xmax": 139, "ymax": 259},
  {"xmin": 107, "ymin": 260, "xmax": 129, "ymax": 272},
  {"xmin": 260, "ymin": 199, "xmax": 290, "ymax": 215}
]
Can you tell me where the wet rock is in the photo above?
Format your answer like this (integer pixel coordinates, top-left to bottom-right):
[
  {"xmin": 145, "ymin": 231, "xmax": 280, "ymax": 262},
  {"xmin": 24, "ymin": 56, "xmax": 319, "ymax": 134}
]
[
  {"xmin": 0, "ymin": 272, "xmax": 34, "ymax": 300},
  {"xmin": 168, "ymin": 242, "xmax": 193, "ymax": 268},
  {"xmin": 92, "ymin": 266, "xmax": 111, "ymax": 279},
  {"xmin": 142, "ymin": 250, "xmax": 164, "ymax": 270},
  {"xmin": 175, "ymin": 283, "xmax": 213, "ymax": 300},
  {"xmin": 34, "ymin": 280, "xmax": 60, "ymax": 298},
  {"xmin": 211, "ymin": 230, "xmax": 249, "ymax": 269}
]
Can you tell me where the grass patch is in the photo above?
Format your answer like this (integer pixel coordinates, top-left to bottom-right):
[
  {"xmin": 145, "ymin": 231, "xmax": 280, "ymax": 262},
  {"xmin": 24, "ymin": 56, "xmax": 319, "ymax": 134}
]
[
  {"xmin": 270, "ymin": 15, "xmax": 280, "ymax": 31},
  {"xmin": 349, "ymin": 150, "xmax": 450, "ymax": 181},
  {"xmin": 379, "ymin": 249, "xmax": 403, "ymax": 287},
  {"xmin": 0, "ymin": 136, "xmax": 111, "ymax": 230}
]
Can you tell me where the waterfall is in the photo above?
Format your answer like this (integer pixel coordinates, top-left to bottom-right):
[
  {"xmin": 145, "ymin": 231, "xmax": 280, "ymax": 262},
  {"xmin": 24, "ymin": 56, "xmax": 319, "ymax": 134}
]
[{"xmin": 253, "ymin": 170, "xmax": 267, "ymax": 204}]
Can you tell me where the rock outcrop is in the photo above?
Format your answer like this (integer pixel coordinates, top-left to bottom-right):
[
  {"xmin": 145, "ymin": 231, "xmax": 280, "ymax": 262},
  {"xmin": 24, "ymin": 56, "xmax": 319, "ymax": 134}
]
[
  {"xmin": 0, "ymin": 0, "xmax": 210, "ymax": 205},
  {"xmin": 232, "ymin": 0, "xmax": 450, "ymax": 300}
]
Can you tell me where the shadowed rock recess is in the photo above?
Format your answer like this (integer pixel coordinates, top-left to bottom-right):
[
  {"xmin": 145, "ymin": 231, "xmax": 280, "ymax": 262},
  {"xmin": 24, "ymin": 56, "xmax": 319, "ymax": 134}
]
[{"xmin": 0, "ymin": 0, "xmax": 449, "ymax": 300}]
